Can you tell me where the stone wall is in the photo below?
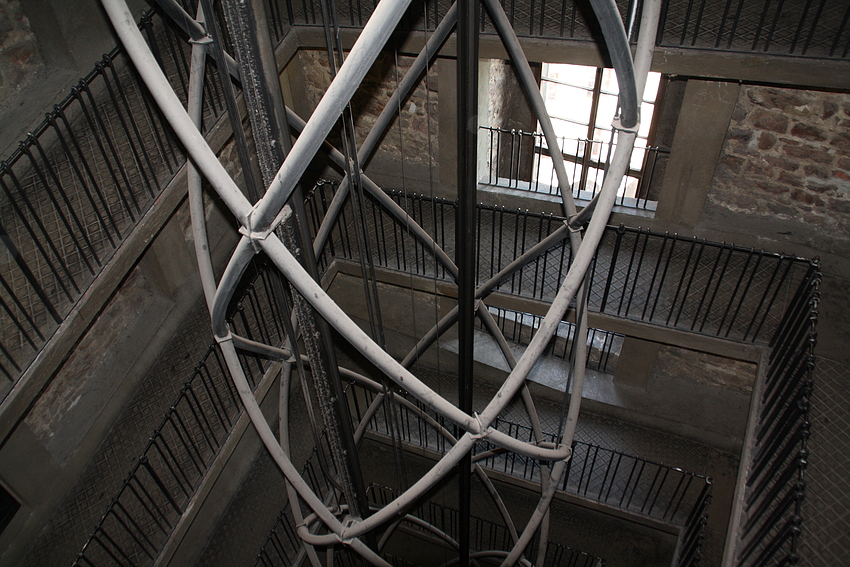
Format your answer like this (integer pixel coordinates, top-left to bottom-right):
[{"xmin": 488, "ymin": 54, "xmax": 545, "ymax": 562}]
[
  {"xmin": 297, "ymin": 49, "xmax": 439, "ymax": 168},
  {"xmin": 704, "ymin": 85, "xmax": 850, "ymax": 253},
  {"xmin": 0, "ymin": 0, "xmax": 42, "ymax": 105}
]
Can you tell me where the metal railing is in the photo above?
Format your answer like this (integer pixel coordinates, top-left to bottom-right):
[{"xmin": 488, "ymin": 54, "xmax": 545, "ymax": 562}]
[
  {"xmin": 734, "ymin": 263, "xmax": 819, "ymax": 567},
  {"xmin": 656, "ymin": 0, "xmax": 850, "ymax": 60},
  {"xmin": 0, "ymin": 9, "xmax": 225, "ymax": 388},
  {"xmin": 73, "ymin": 264, "xmax": 287, "ymax": 567},
  {"xmin": 480, "ymin": 126, "xmax": 668, "ymax": 212},
  {"xmin": 345, "ymin": 381, "xmax": 712, "ymax": 565},
  {"xmin": 367, "ymin": 484, "xmax": 605, "ymax": 566},
  {"xmin": 481, "ymin": 305, "xmax": 624, "ymax": 375},
  {"xmin": 305, "ymin": 183, "xmax": 816, "ymax": 345},
  {"xmin": 264, "ymin": 0, "xmax": 850, "ymax": 60}
]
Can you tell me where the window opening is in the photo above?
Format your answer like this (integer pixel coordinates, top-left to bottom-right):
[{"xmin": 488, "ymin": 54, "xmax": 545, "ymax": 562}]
[{"xmin": 481, "ymin": 62, "xmax": 667, "ymax": 213}]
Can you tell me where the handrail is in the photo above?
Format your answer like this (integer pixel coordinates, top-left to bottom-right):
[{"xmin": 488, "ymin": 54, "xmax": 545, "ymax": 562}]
[
  {"xmin": 732, "ymin": 263, "xmax": 819, "ymax": 567},
  {"xmin": 305, "ymin": 182, "xmax": 817, "ymax": 344},
  {"xmin": 0, "ymin": 9, "xmax": 224, "ymax": 389},
  {"xmin": 72, "ymin": 263, "xmax": 286, "ymax": 566}
]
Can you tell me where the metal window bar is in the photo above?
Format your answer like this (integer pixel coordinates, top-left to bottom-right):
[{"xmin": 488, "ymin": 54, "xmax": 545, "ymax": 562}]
[{"xmin": 479, "ymin": 126, "xmax": 667, "ymax": 212}]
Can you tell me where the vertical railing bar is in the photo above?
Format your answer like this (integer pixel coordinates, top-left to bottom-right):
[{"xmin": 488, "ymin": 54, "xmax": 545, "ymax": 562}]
[
  {"xmin": 167, "ymin": 409, "xmax": 206, "ymax": 475},
  {"xmin": 645, "ymin": 466, "xmax": 670, "ymax": 515},
  {"xmin": 29, "ymin": 135, "xmax": 103, "ymax": 267},
  {"xmin": 691, "ymin": 0, "xmax": 709, "ymax": 47},
  {"xmin": 717, "ymin": 248, "xmax": 754, "ymax": 337},
  {"xmin": 73, "ymin": 86, "xmax": 138, "ymax": 223},
  {"xmin": 801, "ymin": 0, "xmax": 827, "ymax": 55},
  {"xmin": 0, "ymin": 172, "xmax": 76, "ymax": 305},
  {"xmin": 150, "ymin": 436, "xmax": 193, "ymax": 496},
  {"xmin": 726, "ymin": 251, "xmax": 763, "ymax": 339},
  {"xmin": 0, "ymin": 231, "xmax": 59, "ymax": 338},
  {"xmin": 750, "ymin": 257, "xmax": 794, "ymax": 342},
  {"xmin": 48, "ymin": 112, "xmax": 119, "ymax": 247},
  {"xmin": 114, "ymin": 499, "xmax": 159, "ymax": 553},
  {"xmin": 80, "ymin": 81, "xmax": 143, "ymax": 215},
  {"xmin": 641, "ymin": 232, "xmax": 668, "ymax": 320},
  {"xmin": 599, "ymin": 225, "xmax": 624, "ymax": 312},
  {"xmin": 185, "ymin": 385, "xmax": 219, "ymax": 451},
  {"xmin": 763, "ymin": 0, "xmax": 787, "ymax": 52},
  {"xmin": 21, "ymin": 141, "xmax": 97, "ymax": 274},
  {"xmin": 140, "ymin": 457, "xmax": 182, "ymax": 515},
  {"xmin": 107, "ymin": 507, "xmax": 155, "ymax": 559},
  {"xmin": 726, "ymin": 0, "xmax": 748, "ymax": 49},
  {"xmin": 56, "ymin": 102, "xmax": 126, "ymax": 238},
  {"xmin": 99, "ymin": 60, "xmax": 158, "ymax": 199},
  {"xmin": 92, "ymin": 531, "xmax": 137, "ymax": 567},
  {"xmin": 125, "ymin": 477, "xmax": 171, "ymax": 533},
  {"xmin": 691, "ymin": 242, "xmax": 726, "ymax": 332},
  {"xmin": 624, "ymin": 229, "xmax": 649, "ymax": 316}
]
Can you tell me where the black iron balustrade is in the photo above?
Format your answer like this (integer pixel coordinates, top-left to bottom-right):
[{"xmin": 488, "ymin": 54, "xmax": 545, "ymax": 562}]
[
  {"xmin": 345, "ymin": 380, "xmax": 712, "ymax": 563},
  {"xmin": 733, "ymin": 262, "xmax": 819, "ymax": 567},
  {"xmin": 305, "ymin": 183, "xmax": 816, "ymax": 345},
  {"xmin": 480, "ymin": 126, "xmax": 668, "ymax": 212},
  {"xmin": 367, "ymin": 484, "xmax": 606, "ymax": 566},
  {"xmin": 656, "ymin": 0, "xmax": 850, "ymax": 60},
  {"xmin": 0, "ymin": 9, "xmax": 225, "ymax": 389},
  {"xmin": 73, "ymin": 265, "xmax": 287, "ymax": 567},
  {"xmin": 264, "ymin": 0, "xmax": 850, "ymax": 60}
]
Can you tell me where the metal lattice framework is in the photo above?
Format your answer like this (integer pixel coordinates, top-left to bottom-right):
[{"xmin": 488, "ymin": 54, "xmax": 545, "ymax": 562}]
[{"xmin": 99, "ymin": 0, "xmax": 655, "ymax": 562}]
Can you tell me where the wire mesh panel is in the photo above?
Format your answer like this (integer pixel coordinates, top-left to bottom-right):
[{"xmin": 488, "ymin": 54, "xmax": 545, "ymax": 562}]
[
  {"xmin": 657, "ymin": 0, "xmax": 850, "ymax": 59},
  {"xmin": 735, "ymin": 264, "xmax": 819, "ymax": 567}
]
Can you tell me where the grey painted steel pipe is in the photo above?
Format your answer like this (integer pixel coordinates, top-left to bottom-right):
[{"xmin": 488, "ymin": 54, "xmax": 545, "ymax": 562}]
[
  {"xmin": 249, "ymin": 0, "xmax": 414, "ymax": 233},
  {"xmin": 101, "ymin": 0, "xmax": 252, "ymax": 223}
]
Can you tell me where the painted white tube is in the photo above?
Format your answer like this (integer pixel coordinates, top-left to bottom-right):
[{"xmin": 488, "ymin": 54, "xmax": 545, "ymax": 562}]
[
  {"xmin": 218, "ymin": 339, "xmax": 347, "ymax": 534},
  {"xmin": 251, "ymin": 0, "xmax": 415, "ymax": 233},
  {"xmin": 186, "ymin": 41, "xmax": 218, "ymax": 315}
]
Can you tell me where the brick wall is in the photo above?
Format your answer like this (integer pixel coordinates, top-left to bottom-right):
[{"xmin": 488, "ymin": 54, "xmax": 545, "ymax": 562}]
[
  {"xmin": 298, "ymin": 49, "xmax": 439, "ymax": 167},
  {"xmin": 706, "ymin": 85, "xmax": 850, "ymax": 247}
]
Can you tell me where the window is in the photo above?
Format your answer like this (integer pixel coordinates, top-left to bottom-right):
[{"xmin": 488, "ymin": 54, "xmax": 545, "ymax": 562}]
[
  {"xmin": 480, "ymin": 61, "xmax": 668, "ymax": 212},
  {"xmin": 536, "ymin": 63, "xmax": 664, "ymax": 209}
]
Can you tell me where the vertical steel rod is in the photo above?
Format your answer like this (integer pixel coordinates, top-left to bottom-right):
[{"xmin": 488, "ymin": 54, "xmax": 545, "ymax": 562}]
[{"xmin": 456, "ymin": 0, "xmax": 479, "ymax": 560}]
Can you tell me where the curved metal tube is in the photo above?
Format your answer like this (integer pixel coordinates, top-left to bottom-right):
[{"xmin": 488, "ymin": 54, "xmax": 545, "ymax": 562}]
[
  {"xmin": 104, "ymin": 0, "xmax": 655, "ymax": 558},
  {"xmin": 250, "ymin": 0, "xmax": 415, "ymax": 233}
]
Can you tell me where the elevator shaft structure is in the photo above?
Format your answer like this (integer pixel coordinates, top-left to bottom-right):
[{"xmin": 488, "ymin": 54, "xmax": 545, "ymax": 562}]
[{"xmin": 99, "ymin": 0, "xmax": 659, "ymax": 562}]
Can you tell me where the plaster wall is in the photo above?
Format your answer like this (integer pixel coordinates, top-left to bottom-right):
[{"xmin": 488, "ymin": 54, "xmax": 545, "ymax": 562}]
[{"xmin": 0, "ymin": 0, "xmax": 41, "ymax": 103}]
